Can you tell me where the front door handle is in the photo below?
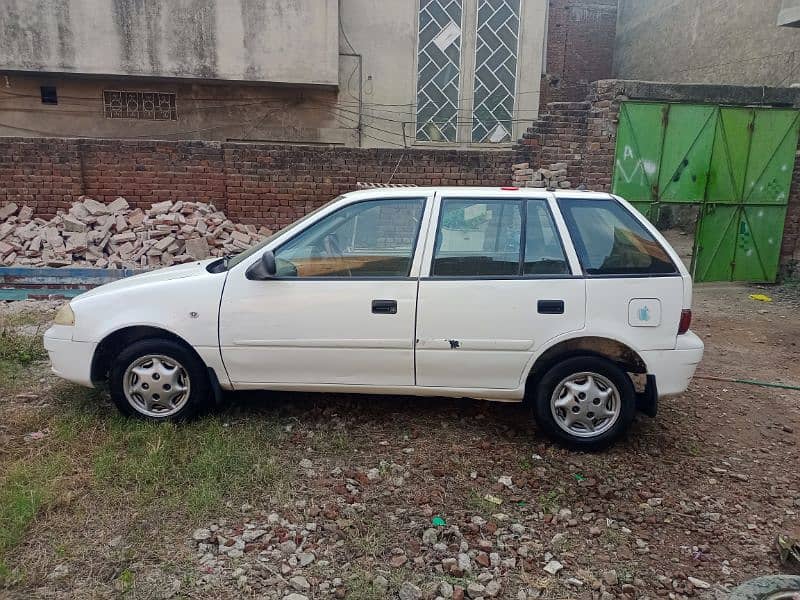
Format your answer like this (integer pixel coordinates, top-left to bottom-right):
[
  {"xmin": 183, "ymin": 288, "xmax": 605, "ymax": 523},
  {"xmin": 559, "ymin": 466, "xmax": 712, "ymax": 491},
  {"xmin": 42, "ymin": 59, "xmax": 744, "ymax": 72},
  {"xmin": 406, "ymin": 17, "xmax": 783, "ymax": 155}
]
[
  {"xmin": 372, "ymin": 299, "xmax": 398, "ymax": 314},
  {"xmin": 538, "ymin": 299, "xmax": 565, "ymax": 314}
]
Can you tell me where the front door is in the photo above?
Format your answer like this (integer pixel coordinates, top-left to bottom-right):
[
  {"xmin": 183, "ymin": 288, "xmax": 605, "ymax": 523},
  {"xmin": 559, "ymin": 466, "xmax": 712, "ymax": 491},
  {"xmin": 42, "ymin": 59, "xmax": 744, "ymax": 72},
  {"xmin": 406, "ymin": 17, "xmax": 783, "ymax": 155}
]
[
  {"xmin": 219, "ymin": 195, "xmax": 429, "ymax": 386},
  {"xmin": 415, "ymin": 195, "xmax": 586, "ymax": 390}
]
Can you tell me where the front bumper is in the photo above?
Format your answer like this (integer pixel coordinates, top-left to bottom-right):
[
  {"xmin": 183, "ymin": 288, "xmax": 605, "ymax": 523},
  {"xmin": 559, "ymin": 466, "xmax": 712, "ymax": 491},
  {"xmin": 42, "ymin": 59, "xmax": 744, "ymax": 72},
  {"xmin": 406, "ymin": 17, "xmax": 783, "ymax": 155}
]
[
  {"xmin": 640, "ymin": 331, "xmax": 704, "ymax": 397},
  {"xmin": 43, "ymin": 327, "xmax": 97, "ymax": 388}
]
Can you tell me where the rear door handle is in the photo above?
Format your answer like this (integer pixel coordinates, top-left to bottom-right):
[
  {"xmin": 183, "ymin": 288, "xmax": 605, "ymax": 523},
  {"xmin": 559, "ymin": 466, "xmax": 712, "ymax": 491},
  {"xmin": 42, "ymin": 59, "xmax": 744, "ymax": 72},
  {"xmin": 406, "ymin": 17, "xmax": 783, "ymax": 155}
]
[
  {"xmin": 372, "ymin": 299, "xmax": 398, "ymax": 314},
  {"xmin": 538, "ymin": 299, "xmax": 565, "ymax": 314}
]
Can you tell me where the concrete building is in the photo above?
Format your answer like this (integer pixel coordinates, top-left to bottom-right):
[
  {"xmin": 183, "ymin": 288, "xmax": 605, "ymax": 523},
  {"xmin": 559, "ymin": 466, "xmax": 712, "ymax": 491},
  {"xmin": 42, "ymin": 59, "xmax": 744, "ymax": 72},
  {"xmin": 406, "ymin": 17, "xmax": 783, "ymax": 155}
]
[
  {"xmin": 0, "ymin": 0, "xmax": 567, "ymax": 148},
  {"xmin": 614, "ymin": 0, "xmax": 800, "ymax": 87}
]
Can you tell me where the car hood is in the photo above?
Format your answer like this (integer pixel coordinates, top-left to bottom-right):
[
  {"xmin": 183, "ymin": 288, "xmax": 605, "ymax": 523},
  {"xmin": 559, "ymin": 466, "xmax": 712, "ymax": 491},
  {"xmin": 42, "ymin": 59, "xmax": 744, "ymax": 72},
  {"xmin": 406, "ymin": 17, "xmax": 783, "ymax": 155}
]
[{"xmin": 73, "ymin": 259, "xmax": 219, "ymax": 302}]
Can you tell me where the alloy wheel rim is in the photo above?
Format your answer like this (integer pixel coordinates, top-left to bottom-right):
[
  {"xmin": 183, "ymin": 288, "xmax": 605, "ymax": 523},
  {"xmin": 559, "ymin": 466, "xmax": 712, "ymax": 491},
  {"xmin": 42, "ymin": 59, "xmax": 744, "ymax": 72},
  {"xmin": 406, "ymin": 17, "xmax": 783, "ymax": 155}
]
[
  {"xmin": 550, "ymin": 371, "xmax": 621, "ymax": 438},
  {"xmin": 123, "ymin": 354, "xmax": 191, "ymax": 418}
]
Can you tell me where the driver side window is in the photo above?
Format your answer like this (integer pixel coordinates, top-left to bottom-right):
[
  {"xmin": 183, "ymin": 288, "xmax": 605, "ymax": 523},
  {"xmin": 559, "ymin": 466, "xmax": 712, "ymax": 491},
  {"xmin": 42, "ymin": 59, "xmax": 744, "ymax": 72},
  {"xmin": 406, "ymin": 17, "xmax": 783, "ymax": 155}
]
[{"xmin": 274, "ymin": 198, "xmax": 426, "ymax": 278}]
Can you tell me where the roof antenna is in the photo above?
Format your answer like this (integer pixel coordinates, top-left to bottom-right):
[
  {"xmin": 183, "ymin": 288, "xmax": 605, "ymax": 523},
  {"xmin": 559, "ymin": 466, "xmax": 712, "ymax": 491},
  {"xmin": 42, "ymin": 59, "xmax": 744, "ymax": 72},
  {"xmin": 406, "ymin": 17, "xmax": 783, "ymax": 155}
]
[{"xmin": 546, "ymin": 186, "xmax": 557, "ymax": 192}]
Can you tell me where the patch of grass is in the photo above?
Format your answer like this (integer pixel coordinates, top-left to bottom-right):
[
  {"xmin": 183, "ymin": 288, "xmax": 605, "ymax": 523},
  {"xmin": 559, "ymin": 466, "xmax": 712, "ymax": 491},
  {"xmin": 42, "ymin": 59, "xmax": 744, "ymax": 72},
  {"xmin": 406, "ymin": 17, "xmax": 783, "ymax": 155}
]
[
  {"xmin": 443, "ymin": 573, "xmax": 475, "ymax": 587},
  {"xmin": 465, "ymin": 490, "xmax": 497, "ymax": 516},
  {"xmin": 0, "ymin": 360, "xmax": 24, "ymax": 394},
  {"xmin": 0, "ymin": 325, "xmax": 46, "ymax": 366},
  {"xmin": 601, "ymin": 527, "xmax": 624, "ymax": 546},
  {"xmin": 116, "ymin": 568, "xmax": 135, "ymax": 593},
  {"xmin": 346, "ymin": 568, "xmax": 386, "ymax": 600},
  {"xmin": 92, "ymin": 418, "xmax": 284, "ymax": 516},
  {"xmin": 348, "ymin": 517, "xmax": 390, "ymax": 560},
  {"xmin": 0, "ymin": 310, "xmax": 50, "ymax": 329},
  {"xmin": 51, "ymin": 387, "xmax": 109, "ymax": 441},
  {"xmin": 616, "ymin": 563, "xmax": 636, "ymax": 584},
  {"xmin": 537, "ymin": 488, "xmax": 564, "ymax": 514},
  {"xmin": 346, "ymin": 567, "xmax": 424, "ymax": 600},
  {"xmin": 0, "ymin": 454, "xmax": 69, "ymax": 585},
  {"xmin": 311, "ymin": 429, "xmax": 354, "ymax": 455}
]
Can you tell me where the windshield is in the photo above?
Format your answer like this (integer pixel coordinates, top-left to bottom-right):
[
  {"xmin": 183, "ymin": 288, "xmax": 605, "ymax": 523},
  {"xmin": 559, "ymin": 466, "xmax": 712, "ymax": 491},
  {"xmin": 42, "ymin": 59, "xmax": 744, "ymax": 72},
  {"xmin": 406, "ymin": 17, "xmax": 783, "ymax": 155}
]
[{"xmin": 226, "ymin": 196, "xmax": 345, "ymax": 269}]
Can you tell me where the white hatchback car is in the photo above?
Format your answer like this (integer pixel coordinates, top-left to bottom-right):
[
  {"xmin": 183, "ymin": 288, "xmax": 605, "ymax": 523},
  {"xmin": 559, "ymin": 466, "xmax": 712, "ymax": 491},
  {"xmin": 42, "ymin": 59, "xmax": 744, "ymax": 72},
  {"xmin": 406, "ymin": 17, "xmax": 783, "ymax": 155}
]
[{"xmin": 45, "ymin": 187, "xmax": 703, "ymax": 449}]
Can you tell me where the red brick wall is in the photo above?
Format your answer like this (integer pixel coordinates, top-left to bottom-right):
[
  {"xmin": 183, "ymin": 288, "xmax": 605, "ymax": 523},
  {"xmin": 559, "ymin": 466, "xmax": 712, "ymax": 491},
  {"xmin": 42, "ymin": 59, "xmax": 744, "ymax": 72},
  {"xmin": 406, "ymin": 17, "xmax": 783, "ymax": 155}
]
[
  {"xmin": 781, "ymin": 151, "xmax": 800, "ymax": 274},
  {"xmin": 540, "ymin": 0, "xmax": 618, "ymax": 110},
  {"xmin": 0, "ymin": 138, "xmax": 84, "ymax": 215},
  {"xmin": 81, "ymin": 140, "xmax": 227, "ymax": 210},
  {"xmin": 223, "ymin": 145, "xmax": 512, "ymax": 231},
  {"xmin": 516, "ymin": 101, "xmax": 589, "ymax": 185},
  {"xmin": 0, "ymin": 138, "xmax": 513, "ymax": 229}
]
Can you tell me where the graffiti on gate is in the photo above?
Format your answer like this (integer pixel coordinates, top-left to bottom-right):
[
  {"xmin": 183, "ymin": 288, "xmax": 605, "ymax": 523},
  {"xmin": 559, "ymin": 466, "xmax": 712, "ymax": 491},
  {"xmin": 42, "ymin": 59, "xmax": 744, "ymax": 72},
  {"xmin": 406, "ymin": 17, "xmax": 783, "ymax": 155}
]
[{"xmin": 615, "ymin": 145, "xmax": 657, "ymax": 186}]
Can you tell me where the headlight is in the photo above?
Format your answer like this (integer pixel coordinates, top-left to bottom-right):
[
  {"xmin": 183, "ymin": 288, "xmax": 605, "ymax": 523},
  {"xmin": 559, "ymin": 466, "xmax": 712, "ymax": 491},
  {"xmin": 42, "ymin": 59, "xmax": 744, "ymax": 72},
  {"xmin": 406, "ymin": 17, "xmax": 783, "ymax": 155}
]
[{"xmin": 54, "ymin": 303, "xmax": 75, "ymax": 326}]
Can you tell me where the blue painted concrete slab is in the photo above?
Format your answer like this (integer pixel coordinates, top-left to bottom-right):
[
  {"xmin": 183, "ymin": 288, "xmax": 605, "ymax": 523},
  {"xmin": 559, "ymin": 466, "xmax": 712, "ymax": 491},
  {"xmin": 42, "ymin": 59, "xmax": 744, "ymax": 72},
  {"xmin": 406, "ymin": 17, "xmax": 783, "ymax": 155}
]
[{"xmin": 0, "ymin": 266, "xmax": 146, "ymax": 301}]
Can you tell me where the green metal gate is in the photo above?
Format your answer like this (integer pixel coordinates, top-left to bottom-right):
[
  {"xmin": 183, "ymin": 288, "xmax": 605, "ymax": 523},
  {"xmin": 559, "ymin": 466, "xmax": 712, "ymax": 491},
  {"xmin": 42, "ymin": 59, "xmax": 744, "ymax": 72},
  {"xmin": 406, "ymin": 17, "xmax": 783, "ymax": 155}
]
[{"xmin": 612, "ymin": 102, "xmax": 800, "ymax": 282}]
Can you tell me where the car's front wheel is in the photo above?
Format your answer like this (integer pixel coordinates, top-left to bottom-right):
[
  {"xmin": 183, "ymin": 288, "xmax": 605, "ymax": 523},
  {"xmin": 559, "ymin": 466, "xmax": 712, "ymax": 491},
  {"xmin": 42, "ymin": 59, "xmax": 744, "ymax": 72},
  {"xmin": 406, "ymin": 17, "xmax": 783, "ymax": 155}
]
[
  {"xmin": 110, "ymin": 338, "xmax": 210, "ymax": 421},
  {"xmin": 531, "ymin": 355, "xmax": 636, "ymax": 451}
]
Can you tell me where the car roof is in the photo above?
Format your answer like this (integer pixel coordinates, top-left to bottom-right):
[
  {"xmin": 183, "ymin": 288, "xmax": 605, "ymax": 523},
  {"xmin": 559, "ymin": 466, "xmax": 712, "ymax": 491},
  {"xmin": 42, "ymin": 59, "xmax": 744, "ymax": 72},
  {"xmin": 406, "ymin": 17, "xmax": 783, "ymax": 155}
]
[{"xmin": 340, "ymin": 187, "xmax": 616, "ymax": 201}]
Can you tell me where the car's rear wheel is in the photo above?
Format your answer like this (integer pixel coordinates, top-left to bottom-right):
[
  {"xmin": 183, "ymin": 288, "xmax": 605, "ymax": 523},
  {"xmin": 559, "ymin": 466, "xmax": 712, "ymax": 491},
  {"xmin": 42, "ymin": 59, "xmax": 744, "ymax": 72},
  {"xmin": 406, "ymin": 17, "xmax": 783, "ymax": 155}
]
[
  {"xmin": 531, "ymin": 355, "xmax": 635, "ymax": 451},
  {"xmin": 110, "ymin": 338, "xmax": 210, "ymax": 421}
]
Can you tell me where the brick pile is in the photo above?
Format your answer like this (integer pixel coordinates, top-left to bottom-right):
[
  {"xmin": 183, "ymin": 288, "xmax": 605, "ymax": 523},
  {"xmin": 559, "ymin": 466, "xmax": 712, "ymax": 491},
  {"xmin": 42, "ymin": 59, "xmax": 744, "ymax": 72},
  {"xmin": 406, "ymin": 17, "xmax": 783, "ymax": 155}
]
[
  {"xmin": 511, "ymin": 162, "xmax": 572, "ymax": 189},
  {"xmin": 0, "ymin": 198, "xmax": 271, "ymax": 269}
]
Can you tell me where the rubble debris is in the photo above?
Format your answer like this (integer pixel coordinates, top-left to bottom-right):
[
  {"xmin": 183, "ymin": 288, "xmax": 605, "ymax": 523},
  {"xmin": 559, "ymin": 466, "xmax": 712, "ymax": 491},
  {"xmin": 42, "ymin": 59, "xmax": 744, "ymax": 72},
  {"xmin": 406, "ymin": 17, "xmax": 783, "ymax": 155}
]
[
  {"xmin": 776, "ymin": 534, "xmax": 800, "ymax": 571},
  {"xmin": 512, "ymin": 161, "xmax": 572, "ymax": 189},
  {"xmin": 0, "ymin": 198, "xmax": 272, "ymax": 269}
]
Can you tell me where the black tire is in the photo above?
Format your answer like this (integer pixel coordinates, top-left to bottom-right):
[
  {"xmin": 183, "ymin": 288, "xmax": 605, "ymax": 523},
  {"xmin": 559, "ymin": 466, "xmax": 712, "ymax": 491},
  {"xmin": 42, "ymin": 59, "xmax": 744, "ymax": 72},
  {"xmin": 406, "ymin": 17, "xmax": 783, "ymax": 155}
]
[
  {"xmin": 110, "ymin": 338, "xmax": 211, "ymax": 422},
  {"xmin": 531, "ymin": 355, "xmax": 636, "ymax": 451},
  {"xmin": 728, "ymin": 575, "xmax": 800, "ymax": 600}
]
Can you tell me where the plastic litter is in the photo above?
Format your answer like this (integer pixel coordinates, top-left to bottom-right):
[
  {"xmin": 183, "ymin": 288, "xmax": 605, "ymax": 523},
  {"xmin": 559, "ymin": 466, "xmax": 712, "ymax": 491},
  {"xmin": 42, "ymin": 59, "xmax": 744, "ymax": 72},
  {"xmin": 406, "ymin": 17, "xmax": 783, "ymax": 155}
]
[
  {"xmin": 431, "ymin": 516, "xmax": 446, "ymax": 527},
  {"xmin": 749, "ymin": 293, "xmax": 773, "ymax": 302},
  {"xmin": 24, "ymin": 430, "xmax": 48, "ymax": 442},
  {"xmin": 483, "ymin": 494, "xmax": 503, "ymax": 506},
  {"xmin": 573, "ymin": 473, "xmax": 586, "ymax": 482}
]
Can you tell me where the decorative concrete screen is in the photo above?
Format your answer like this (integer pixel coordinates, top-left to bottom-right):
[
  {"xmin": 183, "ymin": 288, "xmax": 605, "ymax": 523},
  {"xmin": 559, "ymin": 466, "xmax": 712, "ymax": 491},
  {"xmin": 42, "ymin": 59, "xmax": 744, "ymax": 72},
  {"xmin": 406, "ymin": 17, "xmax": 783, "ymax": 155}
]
[
  {"xmin": 416, "ymin": 0, "xmax": 464, "ymax": 142},
  {"xmin": 472, "ymin": 0, "xmax": 520, "ymax": 143}
]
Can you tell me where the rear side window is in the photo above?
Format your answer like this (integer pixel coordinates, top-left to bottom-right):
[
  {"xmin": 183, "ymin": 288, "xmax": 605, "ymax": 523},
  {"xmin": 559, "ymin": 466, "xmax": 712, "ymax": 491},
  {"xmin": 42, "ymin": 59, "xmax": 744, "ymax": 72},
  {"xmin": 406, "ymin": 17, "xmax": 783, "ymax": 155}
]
[
  {"xmin": 558, "ymin": 198, "xmax": 676, "ymax": 275},
  {"xmin": 525, "ymin": 200, "xmax": 570, "ymax": 275},
  {"xmin": 432, "ymin": 198, "xmax": 570, "ymax": 277}
]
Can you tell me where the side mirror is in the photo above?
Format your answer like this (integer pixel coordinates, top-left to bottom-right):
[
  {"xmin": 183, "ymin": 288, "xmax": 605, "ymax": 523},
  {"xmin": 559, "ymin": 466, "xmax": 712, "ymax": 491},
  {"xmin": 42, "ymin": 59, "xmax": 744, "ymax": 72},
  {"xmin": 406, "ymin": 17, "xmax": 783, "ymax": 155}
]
[{"xmin": 245, "ymin": 250, "xmax": 278, "ymax": 280}]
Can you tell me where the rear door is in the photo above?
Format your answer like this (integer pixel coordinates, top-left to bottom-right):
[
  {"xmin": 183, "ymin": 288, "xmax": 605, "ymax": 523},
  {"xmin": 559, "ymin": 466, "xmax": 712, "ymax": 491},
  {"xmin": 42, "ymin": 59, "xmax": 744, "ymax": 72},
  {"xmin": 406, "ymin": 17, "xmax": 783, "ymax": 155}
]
[{"xmin": 415, "ymin": 193, "xmax": 586, "ymax": 390}]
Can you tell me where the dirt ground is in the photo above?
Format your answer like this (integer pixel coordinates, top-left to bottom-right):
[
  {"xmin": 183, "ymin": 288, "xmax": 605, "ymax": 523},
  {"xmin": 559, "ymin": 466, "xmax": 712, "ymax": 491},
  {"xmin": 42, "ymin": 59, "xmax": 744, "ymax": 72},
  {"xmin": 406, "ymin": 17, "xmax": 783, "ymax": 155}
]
[{"xmin": 0, "ymin": 283, "xmax": 798, "ymax": 600}]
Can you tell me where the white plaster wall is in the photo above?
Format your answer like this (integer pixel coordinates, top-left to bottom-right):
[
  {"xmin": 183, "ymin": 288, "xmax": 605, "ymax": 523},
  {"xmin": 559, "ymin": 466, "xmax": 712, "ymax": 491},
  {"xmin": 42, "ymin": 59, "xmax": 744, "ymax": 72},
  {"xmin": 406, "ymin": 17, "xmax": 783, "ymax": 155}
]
[{"xmin": 0, "ymin": 0, "xmax": 339, "ymax": 85}]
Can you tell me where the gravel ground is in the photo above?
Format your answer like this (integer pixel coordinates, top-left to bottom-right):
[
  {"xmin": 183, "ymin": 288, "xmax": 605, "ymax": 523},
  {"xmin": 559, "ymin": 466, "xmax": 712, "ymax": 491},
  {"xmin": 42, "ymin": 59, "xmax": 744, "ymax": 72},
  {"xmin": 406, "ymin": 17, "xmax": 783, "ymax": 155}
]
[{"xmin": 0, "ymin": 282, "xmax": 798, "ymax": 600}]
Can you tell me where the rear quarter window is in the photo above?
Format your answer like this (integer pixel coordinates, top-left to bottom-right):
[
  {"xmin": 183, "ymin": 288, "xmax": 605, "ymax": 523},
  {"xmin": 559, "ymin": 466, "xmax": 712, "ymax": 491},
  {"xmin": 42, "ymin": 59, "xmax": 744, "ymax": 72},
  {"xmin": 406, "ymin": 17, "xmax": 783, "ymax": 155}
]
[{"xmin": 558, "ymin": 198, "xmax": 676, "ymax": 275}]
